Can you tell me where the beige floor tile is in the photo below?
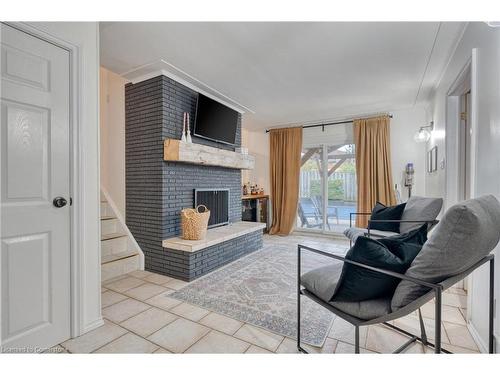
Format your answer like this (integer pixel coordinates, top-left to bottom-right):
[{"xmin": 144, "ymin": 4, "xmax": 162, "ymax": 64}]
[
  {"xmin": 233, "ymin": 324, "xmax": 284, "ymax": 352},
  {"xmin": 148, "ymin": 318, "xmax": 210, "ymax": 353},
  {"xmin": 170, "ymin": 302, "xmax": 210, "ymax": 322},
  {"xmin": 101, "ymin": 290, "xmax": 128, "ymax": 308},
  {"xmin": 104, "ymin": 276, "xmax": 145, "ymax": 293},
  {"xmin": 185, "ymin": 330, "xmax": 251, "ymax": 353},
  {"xmin": 327, "ymin": 318, "xmax": 368, "ymax": 346},
  {"xmin": 420, "ymin": 303, "xmax": 467, "ymax": 325},
  {"xmin": 143, "ymin": 273, "xmax": 174, "ymax": 285},
  {"xmin": 163, "ymin": 278, "xmax": 189, "ymax": 290},
  {"xmin": 95, "ymin": 332, "xmax": 158, "ymax": 353},
  {"xmin": 154, "ymin": 347, "xmax": 173, "ymax": 354},
  {"xmin": 62, "ymin": 321, "xmax": 127, "ymax": 353},
  {"xmin": 447, "ymin": 287, "xmax": 467, "ymax": 296},
  {"xmin": 400, "ymin": 342, "xmax": 434, "ymax": 354},
  {"xmin": 334, "ymin": 341, "xmax": 376, "ymax": 354},
  {"xmin": 442, "ymin": 342, "xmax": 479, "ymax": 353},
  {"xmin": 245, "ymin": 345, "xmax": 273, "ymax": 354},
  {"xmin": 392, "ymin": 315, "xmax": 450, "ymax": 344},
  {"xmin": 120, "ymin": 307, "xmax": 177, "ymax": 337},
  {"xmin": 102, "ymin": 298, "xmax": 150, "ymax": 323},
  {"xmin": 276, "ymin": 337, "xmax": 337, "ymax": 354},
  {"xmin": 199, "ymin": 312, "xmax": 244, "ymax": 335},
  {"xmin": 442, "ymin": 293, "xmax": 467, "ymax": 308},
  {"xmin": 128, "ymin": 270, "xmax": 153, "ymax": 279},
  {"xmin": 103, "ymin": 274, "xmax": 128, "ymax": 284},
  {"xmin": 124, "ymin": 283, "xmax": 168, "ymax": 301},
  {"xmin": 145, "ymin": 293, "xmax": 183, "ymax": 311},
  {"xmin": 365, "ymin": 325, "xmax": 413, "ymax": 353},
  {"xmin": 275, "ymin": 337, "xmax": 303, "ymax": 354},
  {"xmin": 443, "ymin": 322, "xmax": 479, "ymax": 351},
  {"xmin": 459, "ymin": 307, "xmax": 467, "ymax": 319}
]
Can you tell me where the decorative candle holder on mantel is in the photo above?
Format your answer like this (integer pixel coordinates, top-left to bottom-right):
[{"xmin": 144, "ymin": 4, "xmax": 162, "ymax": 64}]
[
  {"xmin": 181, "ymin": 112, "xmax": 187, "ymax": 142},
  {"xmin": 186, "ymin": 112, "xmax": 192, "ymax": 143}
]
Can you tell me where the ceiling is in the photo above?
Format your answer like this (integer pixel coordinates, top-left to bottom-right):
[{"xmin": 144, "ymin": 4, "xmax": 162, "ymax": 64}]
[{"xmin": 100, "ymin": 22, "xmax": 466, "ymax": 131}]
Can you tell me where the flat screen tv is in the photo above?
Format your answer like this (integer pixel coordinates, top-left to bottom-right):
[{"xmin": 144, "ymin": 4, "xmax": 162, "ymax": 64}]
[{"xmin": 194, "ymin": 94, "xmax": 239, "ymax": 145}]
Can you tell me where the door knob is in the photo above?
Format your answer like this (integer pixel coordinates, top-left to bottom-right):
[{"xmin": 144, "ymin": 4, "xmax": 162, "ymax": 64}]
[{"xmin": 53, "ymin": 197, "xmax": 67, "ymax": 208}]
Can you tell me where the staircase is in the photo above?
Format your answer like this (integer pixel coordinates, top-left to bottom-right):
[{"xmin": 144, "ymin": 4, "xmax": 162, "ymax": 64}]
[{"xmin": 100, "ymin": 189, "xmax": 144, "ymax": 282}]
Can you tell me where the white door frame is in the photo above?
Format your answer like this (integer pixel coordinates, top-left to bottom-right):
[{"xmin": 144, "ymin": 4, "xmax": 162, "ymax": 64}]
[
  {"xmin": 445, "ymin": 49, "xmax": 479, "ymax": 324},
  {"xmin": 3, "ymin": 22, "xmax": 88, "ymax": 338}
]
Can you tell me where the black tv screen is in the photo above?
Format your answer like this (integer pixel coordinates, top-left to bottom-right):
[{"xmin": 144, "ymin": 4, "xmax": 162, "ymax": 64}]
[{"xmin": 194, "ymin": 94, "xmax": 238, "ymax": 145}]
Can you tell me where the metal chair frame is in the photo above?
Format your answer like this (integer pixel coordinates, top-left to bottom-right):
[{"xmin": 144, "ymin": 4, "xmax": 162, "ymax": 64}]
[{"xmin": 297, "ymin": 244, "xmax": 495, "ymax": 354}]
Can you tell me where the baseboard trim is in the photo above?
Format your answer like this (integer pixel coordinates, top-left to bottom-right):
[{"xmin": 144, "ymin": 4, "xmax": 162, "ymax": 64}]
[
  {"xmin": 81, "ymin": 317, "xmax": 105, "ymax": 336},
  {"xmin": 467, "ymin": 321, "xmax": 488, "ymax": 353}
]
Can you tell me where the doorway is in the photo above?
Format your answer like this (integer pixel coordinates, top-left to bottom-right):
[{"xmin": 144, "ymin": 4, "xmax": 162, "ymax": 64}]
[
  {"xmin": 297, "ymin": 124, "xmax": 357, "ymax": 235},
  {"xmin": 446, "ymin": 61, "xmax": 474, "ymax": 295},
  {"xmin": 458, "ymin": 90, "xmax": 472, "ymax": 201},
  {"xmin": 1, "ymin": 23, "xmax": 72, "ymax": 350}
]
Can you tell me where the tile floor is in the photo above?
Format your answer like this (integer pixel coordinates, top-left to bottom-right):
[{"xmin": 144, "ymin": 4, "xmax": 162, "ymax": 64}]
[{"xmin": 58, "ymin": 234, "xmax": 479, "ymax": 354}]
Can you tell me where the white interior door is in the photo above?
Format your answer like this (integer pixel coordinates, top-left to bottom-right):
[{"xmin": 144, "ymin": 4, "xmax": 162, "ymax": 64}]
[{"xmin": 1, "ymin": 23, "xmax": 71, "ymax": 351}]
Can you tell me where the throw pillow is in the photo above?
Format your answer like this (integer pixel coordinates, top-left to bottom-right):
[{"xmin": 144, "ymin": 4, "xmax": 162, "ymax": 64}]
[
  {"xmin": 332, "ymin": 225, "xmax": 427, "ymax": 302},
  {"xmin": 369, "ymin": 202, "xmax": 406, "ymax": 233},
  {"xmin": 399, "ymin": 196, "xmax": 443, "ymax": 234}
]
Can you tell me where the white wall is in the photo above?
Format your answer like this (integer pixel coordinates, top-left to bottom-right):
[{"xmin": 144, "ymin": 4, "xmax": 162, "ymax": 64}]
[
  {"xmin": 426, "ymin": 22, "xmax": 500, "ymax": 351},
  {"xmin": 241, "ymin": 128, "xmax": 270, "ymax": 195},
  {"xmin": 390, "ymin": 107, "xmax": 428, "ymax": 200},
  {"xmin": 242, "ymin": 107, "xmax": 427, "ymax": 203},
  {"xmin": 100, "ymin": 67, "xmax": 128, "ymax": 216},
  {"xmin": 25, "ymin": 22, "xmax": 101, "ymax": 335}
]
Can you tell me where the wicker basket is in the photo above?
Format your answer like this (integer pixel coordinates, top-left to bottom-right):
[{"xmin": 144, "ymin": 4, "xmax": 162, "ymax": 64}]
[{"xmin": 180, "ymin": 205, "xmax": 210, "ymax": 240}]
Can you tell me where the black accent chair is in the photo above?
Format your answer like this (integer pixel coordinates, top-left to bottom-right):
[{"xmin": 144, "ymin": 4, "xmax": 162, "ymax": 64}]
[{"xmin": 298, "ymin": 195, "xmax": 500, "ymax": 354}]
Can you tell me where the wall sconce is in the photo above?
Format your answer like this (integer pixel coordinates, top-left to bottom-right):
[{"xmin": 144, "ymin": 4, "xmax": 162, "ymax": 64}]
[{"xmin": 414, "ymin": 121, "xmax": 434, "ymax": 143}]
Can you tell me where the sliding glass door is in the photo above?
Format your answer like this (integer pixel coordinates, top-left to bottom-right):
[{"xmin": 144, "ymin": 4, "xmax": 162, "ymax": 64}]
[{"xmin": 297, "ymin": 126, "xmax": 357, "ymax": 234}]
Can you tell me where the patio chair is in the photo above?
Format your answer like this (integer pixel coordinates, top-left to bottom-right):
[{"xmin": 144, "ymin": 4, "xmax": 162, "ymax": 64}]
[
  {"xmin": 344, "ymin": 196, "xmax": 443, "ymax": 245},
  {"xmin": 298, "ymin": 195, "xmax": 500, "ymax": 354},
  {"xmin": 312, "ymin": 196, "xmax": 340, "ymax": 230},
  {"xmin": 298, "ymin": 197, "xmax": 322, "ymax": 229}
]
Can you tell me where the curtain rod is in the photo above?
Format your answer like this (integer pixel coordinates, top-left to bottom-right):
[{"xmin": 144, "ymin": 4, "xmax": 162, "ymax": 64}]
[{"xmin": 265, "ymin": 114, "xmax": 393, "ymax": 133}]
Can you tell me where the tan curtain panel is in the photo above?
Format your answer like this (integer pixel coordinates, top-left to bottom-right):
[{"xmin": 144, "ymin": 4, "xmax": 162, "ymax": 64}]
[
  {"xmin": 269, "ymin": 127, "xmax": 303, "ymax": 235},
  {"xmin": 354, "ymin": 116, "xmax": 396, "ymax": 228}
]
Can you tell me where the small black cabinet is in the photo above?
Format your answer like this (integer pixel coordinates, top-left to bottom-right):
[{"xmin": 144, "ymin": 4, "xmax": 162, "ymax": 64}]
[{"xmin": 241, "ymin": 195, "xmax": 269, "ymax": 232}]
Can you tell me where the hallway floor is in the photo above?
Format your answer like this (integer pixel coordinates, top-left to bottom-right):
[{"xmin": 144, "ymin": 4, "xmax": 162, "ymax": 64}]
[{"xmin": 56, "ymin": 234, "xmax": 478, "ymax": 354}]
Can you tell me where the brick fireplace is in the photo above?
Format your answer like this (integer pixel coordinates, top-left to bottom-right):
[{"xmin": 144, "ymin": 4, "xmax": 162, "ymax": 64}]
[{"xmin": 125, "ymin": 75, "xmax": 263, "ymax": 280}]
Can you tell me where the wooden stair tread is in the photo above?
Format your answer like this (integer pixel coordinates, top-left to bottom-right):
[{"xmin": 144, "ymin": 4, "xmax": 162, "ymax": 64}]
[
  {"xmin": 101, "ymin": 232, "xmax": 127, "ymax": 241},
  {"xmin": 101, "ymin": 250, "xmax": 138, "ymax": 265}
]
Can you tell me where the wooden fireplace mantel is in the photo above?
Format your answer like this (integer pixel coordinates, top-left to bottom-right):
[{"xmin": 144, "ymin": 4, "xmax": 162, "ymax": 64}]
[{"xmin": 163, "ymin": 139, "xmax": 255, "ymax": 170}]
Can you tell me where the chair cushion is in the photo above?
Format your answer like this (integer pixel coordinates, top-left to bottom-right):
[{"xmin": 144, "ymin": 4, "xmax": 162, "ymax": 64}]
[
  {"xmin": 300, "ymin": 263, "xmax": 343, "ymax": 302},
  {"xmin": 343, "ymin": 227, "xmax": 398, "ymax": 242},
  {"xmin": 333, "ymin": 225, "xmax": 427, "ymax": 302},
  {"xmin": 399, "ymin": 196, "xmax": 443, "ymax": 234},
  {"xmin": 392, "ymin": 195, "xmax": 500, "ymax": 310},
  {"xmin": 330, "ymin": 298, "xmax": 392, "ymax": 320},
  {"xmin": 369, "ymin": 202, "xmax": 406, "ymax": 233}
]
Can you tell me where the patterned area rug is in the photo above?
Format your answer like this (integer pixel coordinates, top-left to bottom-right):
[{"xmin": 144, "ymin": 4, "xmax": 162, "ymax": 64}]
[{"xmin": 170, "ymin": 235, "xmax": 349, "ymax": 346}]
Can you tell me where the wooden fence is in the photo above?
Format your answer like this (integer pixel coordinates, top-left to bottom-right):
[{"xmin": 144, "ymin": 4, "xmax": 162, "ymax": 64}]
[{"xmin": 299, "ymin": 171, "xmax": 357, "ymax": 202}]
